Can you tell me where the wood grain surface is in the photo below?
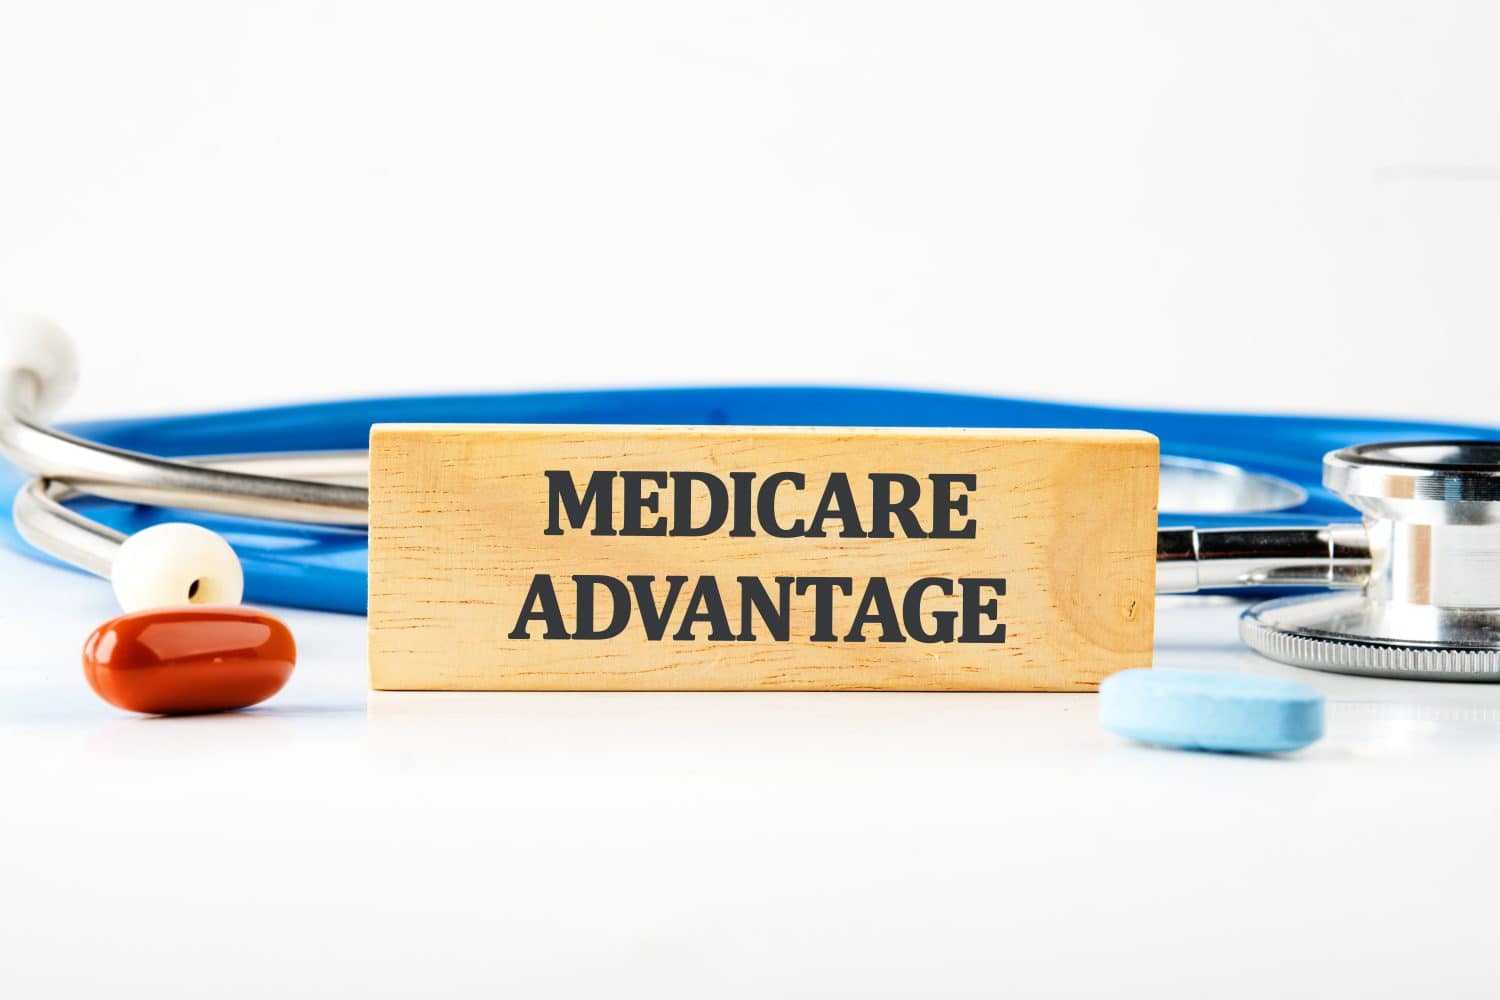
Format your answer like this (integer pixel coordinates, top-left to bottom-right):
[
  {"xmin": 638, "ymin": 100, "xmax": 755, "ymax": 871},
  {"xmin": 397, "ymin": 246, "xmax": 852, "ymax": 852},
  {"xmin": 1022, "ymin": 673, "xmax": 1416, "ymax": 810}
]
[{"xmin": 368, "ymin": 424, "xmax": 1158, "ymax": 691}]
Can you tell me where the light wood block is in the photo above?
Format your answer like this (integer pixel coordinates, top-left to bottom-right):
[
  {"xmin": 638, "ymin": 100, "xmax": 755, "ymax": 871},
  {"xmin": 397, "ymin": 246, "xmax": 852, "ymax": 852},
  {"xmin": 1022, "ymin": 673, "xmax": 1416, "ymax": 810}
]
[{"xmin": 368, "ymin": 424, "xmax": 1158, "ymax": 691}]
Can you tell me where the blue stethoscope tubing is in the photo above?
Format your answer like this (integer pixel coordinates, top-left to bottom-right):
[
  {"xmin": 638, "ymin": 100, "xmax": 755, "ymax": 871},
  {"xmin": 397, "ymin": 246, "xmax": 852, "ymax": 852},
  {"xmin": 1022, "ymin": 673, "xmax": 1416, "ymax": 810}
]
[{"xmin": 2, "ymin": 386, "xmax": 1494, "ymax": 615}]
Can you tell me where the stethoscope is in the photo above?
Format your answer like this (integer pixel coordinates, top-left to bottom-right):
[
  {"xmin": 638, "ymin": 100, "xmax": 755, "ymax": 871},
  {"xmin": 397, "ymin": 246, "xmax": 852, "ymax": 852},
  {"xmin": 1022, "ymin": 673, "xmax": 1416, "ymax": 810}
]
[{"xmin": 4, "ymin": 314, "xmax": 1500, "ymax": 714}]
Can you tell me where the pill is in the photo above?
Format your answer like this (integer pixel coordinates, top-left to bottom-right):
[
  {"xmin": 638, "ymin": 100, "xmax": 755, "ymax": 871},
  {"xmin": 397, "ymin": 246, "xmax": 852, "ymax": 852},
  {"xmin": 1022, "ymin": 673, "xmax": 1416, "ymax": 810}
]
[
  {"xmin": 1099, "ymin": 668, "xmax": 1324, "ymax": 753},
  {"xmin": 82, "ymin": 606, "xmax": 296, "ymax": 715}
]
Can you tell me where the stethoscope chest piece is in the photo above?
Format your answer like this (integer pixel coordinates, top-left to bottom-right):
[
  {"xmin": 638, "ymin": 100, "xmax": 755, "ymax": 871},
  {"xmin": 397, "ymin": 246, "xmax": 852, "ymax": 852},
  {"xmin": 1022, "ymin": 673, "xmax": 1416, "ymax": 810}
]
[{"xmin": 1242, "ymin": 442, "xmax": 1500, "ymax": 680}]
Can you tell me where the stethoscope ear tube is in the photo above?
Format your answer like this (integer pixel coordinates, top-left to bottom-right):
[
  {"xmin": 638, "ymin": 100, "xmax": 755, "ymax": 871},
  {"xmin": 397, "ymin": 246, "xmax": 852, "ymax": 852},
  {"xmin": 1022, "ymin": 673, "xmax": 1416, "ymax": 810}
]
[
  {"xmin": 11, "ymin": 479, "xmax": 121, "ymax": 578},
  {"xmin": 1, "ymin": 316, "xmax": 366, "ymax": 527},
  {"xmin": 2, "ymin": 332, "xmax": 368, "ymax": 612},
  {"xmin": 1, "ymin": 415, "xmax": 368, "ymax": 525}
]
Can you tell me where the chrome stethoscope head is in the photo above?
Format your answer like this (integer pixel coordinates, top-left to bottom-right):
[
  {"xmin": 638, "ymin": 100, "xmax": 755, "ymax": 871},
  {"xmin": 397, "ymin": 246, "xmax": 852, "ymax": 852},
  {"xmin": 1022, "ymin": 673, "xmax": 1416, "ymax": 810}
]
[{"xmin": 1243, "ymin": 442, "xmax": 1500, "ymax": 680}]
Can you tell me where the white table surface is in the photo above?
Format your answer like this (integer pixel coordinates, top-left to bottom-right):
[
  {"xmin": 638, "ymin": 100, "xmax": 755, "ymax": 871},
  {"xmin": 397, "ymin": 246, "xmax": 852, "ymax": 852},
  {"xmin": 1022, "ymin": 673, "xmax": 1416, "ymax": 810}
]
[
  {"xmin": 4, "ymin": 3, "xmax": 1500, "ymax": 996},
  {"xmin": 5, "ymin": 543, "xmax": 1500, "ymax": 998}
]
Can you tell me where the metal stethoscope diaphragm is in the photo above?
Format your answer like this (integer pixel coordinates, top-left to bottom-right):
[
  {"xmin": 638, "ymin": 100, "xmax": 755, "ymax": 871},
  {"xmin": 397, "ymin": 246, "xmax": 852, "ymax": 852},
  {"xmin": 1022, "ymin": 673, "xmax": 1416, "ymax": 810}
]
[
  {"xmin": 1157, "ymin": 442, "xmax": 1500, "ymax": 678},
  {"xmin": 1240, "ymin": 442, "xmax": 1500, "ymax": 679},
  {"xmin": 2, "ymin": 315, "xmax": 1498, "ymax": 681}
]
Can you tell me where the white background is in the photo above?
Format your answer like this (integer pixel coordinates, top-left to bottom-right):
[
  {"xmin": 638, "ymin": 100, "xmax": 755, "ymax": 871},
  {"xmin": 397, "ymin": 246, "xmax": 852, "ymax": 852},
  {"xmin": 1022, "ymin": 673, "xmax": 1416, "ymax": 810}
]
[
  {"xmin": 2, "ymin": 1, "xmax": 1498, "ymax": 421},
  {"xmin": 2, "ymin": 3, "xmax": 1500, "ymax": 998}
]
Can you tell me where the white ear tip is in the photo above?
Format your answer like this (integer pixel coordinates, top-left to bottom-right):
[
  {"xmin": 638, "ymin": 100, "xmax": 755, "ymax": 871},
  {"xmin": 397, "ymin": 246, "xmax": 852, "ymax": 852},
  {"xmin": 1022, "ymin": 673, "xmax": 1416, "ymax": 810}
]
[
  {"xmin": 110, "ymin": 523, "xmax": 245, "ymax": 613},
  {"xmin": 4, "ymin": 313, "xmax": 80, "ymax": 420}
]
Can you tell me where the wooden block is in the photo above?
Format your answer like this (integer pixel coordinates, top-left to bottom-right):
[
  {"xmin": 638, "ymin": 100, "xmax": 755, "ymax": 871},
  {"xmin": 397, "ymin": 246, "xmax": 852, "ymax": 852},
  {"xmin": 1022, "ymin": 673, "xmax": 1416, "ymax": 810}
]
[{"xmin": 368, "ymin": 425, "xmax": 1158, "ymax": 692}]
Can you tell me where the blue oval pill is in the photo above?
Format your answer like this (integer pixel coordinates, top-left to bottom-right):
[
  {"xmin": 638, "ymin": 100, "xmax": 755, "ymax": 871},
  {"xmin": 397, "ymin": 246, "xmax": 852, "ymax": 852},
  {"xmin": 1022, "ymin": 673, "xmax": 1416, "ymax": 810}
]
[{"xmin": 1100, "ymin": 668, "xmax": 1324, "ymax": 753}]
